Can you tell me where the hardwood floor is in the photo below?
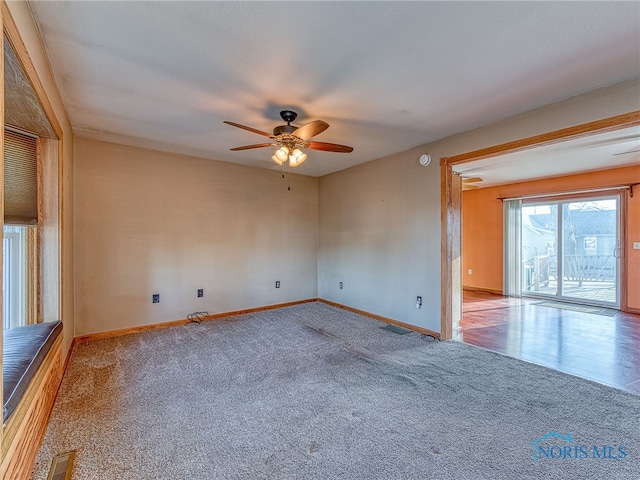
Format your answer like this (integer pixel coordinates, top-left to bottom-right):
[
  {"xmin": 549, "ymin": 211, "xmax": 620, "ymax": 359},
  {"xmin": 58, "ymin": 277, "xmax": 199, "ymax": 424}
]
[{"xmin": 457, "ymin": 290, "xmax": 640, "ymax": 395}]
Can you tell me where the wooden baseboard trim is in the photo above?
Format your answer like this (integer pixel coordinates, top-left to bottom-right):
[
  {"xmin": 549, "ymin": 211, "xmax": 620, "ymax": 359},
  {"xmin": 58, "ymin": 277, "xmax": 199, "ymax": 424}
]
[
  {"xmin": 74, "ymin": 298, "xmax": 446, "ymax": 344},
  {"xmin": 63, "ymin": 337, "xmax": 76, "ymax": 374},
  {"xmin": 463, "ymin": 287, "xmax": 504, "ymax": 296},
  {"xmin": 74, "ymin": 318, "xmax": 192, "ymax": 343},
  {"xmin": 73, "ymin": 299, "xmax": 319, "ymax": 343},
  {"xmin": 624, "ymin": 307, "xmax": 640, "ymax": 315},
  {"xmin": 318, "ymin": 299, "xmax": 441, "ymax": 339}
]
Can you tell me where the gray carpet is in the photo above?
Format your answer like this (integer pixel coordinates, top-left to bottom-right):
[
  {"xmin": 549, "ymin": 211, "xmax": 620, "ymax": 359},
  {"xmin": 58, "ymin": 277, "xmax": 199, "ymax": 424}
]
[{"xmin": 31, "ymin": 302, "xmax": 639, "ymax": 479}]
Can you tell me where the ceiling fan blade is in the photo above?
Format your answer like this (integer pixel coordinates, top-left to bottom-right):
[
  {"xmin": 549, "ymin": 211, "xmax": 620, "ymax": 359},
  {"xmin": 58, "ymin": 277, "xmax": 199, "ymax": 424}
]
[
  {"xmin": 613, "ymin": 149, "xmax": 640, "ymax": 156},
  {"xmin": 307, "ymin": 141, "xmax": 354, "ymax": 153},
  {"xmin": 462, "ymin": 177, "xmax": 483, "ymax": 183},
  {"xmin": 462, "ymin": 185, "xmax": 480, "ymax": 190},
  {"xmin": 292, "ymin": 120, "xmax": 329, "ymax": 140},
  {"xmin": 230, "ymin": 143, "xmax": 276, "ymax": 151},
  {"xmin": 224, "ymin": 121, "xmax": 274, "ymax": 138}
]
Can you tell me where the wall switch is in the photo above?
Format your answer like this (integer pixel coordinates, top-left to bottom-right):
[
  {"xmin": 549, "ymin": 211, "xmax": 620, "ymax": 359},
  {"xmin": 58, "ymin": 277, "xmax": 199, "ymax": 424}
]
[
  {"xmin": 275, "ymin": 280, "xmax": 280, "ymax": 288},
  {"xmin": 468, "ymin": 269, "xmax": 472, "ymax": 275},
  {"xmin": 197, "ymin": 289, "xmax": 203, "ymax": 298},
  {"xmin": 152, "ymin": 294, "xmax": 160, "ymax": 304},
  {"xmin": 634, "ymin": 242, "xmax": 640, "ymax": 250},
  {"xmin": 339, "ymin": 281, "xmax": 343, "ymax": 290}
]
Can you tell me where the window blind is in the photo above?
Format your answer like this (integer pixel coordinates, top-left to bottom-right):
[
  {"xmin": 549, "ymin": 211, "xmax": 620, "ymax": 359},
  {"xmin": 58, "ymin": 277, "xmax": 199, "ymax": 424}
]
[
  {"xmin": 4, "ymin": 129, "xmax": 38, "ymax": 224},
  {"xmin": 503, "ymin": 198, "xmax": 522, "ymax": 297}
]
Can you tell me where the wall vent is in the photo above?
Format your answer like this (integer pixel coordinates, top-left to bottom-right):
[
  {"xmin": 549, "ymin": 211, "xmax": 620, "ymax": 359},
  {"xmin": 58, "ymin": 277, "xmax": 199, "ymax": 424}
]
[{"xmin": 47, "ymin": 451, "xmax": 75, "ymax": 480}]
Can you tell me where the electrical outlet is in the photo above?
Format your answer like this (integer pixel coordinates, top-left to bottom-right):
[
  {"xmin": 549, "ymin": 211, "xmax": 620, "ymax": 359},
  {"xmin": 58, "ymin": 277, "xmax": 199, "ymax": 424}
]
[
  {"xmin": 416, "ymin": 296, "xmax": 422, "ymax": 309},
  {"xmin": 275, "ymin": 280, "xmax": 280, "ymax": 288},
  {"xmin": 634, "ymin": 242, "xmax": 640, "ymax": 250},
  {"xmin": 339, "ymin": 281, "xmax": 343, "ymax": 290},
  {"xmin": 468, "ymin": 269, "xmax": 472, "ymax": 275},
  {"xmin": 152, "ymin": 294, "xmax": 160, "ymax": 304},
  {"xmin": 197, "ymin": 289, "xmax": 203, "ymax": 298}
]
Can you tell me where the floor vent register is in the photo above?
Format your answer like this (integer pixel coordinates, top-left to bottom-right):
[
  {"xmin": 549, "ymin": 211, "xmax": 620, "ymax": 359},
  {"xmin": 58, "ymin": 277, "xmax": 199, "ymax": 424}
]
[
  {"xmin": 381, "ymin": 324, "xmax": 411, "ymax": 335},
  {"xmin": 47, "ymin": 451, "xmax": 75, "ymax": 480}
]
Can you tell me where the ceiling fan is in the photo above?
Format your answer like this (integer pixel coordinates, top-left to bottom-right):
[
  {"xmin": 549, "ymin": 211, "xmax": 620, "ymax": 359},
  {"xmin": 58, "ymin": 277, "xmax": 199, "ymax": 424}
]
[
  {"xmin": 462, "ymin": 177, "xmax": 483, "ymax": 191},
  {"xmin": 224, "ymin": 110, "xmax": 353, "ymax": 167},
  {"xmin": 613, "ymin": 148, "xmax": 640, "ymax": 156}
]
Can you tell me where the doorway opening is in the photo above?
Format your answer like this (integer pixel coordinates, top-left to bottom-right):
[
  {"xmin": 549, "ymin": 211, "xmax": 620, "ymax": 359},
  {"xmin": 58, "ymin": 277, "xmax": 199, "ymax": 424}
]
[{"xmin": 440, "ymin": 111, "xmax": 639, "ymax": 340}]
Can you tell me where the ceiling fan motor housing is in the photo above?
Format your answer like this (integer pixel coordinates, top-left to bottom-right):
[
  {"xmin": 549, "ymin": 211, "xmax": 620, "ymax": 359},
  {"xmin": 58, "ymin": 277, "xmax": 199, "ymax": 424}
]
[
  {"xmin": 273, "ymin": 124, "xmax": 297, "ymax": 136},
  {"xmin": 274, "ymin": 110, "xmax": 299, "ymax": 135}
]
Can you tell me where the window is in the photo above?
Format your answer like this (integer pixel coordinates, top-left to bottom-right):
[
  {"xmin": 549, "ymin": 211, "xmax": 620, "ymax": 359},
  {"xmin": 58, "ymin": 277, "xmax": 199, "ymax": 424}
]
[
  {"xmin": 3, "ymin": 129, "xmax": 39, "ymax": 329},
  {"xmin": 583, "ymin": 236, "xmax": 597, "ymax": 254},
  {"xmin": 2, "ymin": 225, "xmax": 37, "ymax": 328}
]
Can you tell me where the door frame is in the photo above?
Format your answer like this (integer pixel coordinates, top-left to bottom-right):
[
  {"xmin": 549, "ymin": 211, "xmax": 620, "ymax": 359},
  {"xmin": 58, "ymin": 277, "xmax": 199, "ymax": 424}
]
[{"xmin": 440, "ymin": 111, "xmax": 640, "ymax": 340}]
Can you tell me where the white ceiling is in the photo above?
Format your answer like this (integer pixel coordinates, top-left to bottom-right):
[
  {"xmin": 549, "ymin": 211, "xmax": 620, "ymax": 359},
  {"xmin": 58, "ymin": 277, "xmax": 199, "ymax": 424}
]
[{"xmin": 28, "ymin": 1, "xmax": 640, "ymax": 178}]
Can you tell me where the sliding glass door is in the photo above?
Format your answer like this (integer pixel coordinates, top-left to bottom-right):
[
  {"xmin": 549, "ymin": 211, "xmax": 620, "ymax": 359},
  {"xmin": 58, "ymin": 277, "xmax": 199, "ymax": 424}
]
[
  {"xmin": 521, "ymin": 202, "xmax": 558, "ymax": 296},
  {"xmin": 520, "ymin": 195, "xmax": 620, "ymax": 307}
]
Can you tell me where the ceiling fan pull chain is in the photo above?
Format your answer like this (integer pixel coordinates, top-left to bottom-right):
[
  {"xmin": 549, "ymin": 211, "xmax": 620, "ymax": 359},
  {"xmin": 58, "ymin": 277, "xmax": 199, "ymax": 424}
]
[{"xmin": 280, "ymin": 162, "xmax": 291, "ymax": 191}]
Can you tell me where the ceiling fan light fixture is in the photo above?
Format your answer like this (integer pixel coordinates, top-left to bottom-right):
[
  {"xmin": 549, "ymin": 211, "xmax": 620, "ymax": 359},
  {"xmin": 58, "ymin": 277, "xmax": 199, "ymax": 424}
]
[
  {"xmin": 287, "ymin": 149, "xmax": 307, "ymax": 167},
  {"xmin": 289, "ymin": 148, "xmax": 307, "ymax": 167},
  {"xmin": 271, "ymin": 154, "xmax": 284, "ymax": 166},
  {"xmin": 275, "ymin": 146, "xmax": 290, "ymax": 162}
]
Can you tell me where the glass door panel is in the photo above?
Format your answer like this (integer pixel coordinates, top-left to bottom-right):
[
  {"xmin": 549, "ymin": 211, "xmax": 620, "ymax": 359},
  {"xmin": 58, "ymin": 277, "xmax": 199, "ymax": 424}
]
[
  {"xmin": 559, "ymin": 197, "xmax": 619, "ymax": 305},
  {"xmin": 521, "ymin": 203, "xmax": 558, "ymax": 296}
]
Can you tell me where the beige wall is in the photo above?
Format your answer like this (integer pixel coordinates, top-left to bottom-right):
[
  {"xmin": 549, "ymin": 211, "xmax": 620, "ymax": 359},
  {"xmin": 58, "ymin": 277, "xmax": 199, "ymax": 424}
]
[
  {"xmin": 6, "ymin": 1, "xmax": 75, "ymax": 355},
  {"xmin": 74, "ymin": 138, "xmax": 318, "ymax": 336},
  {"xmin": 319, "ymin": 147, "xmax": 442, "ymax": 331},
  {"xmin": 319, "ymin": 79, "xmax": 639, "ymax": 333}
]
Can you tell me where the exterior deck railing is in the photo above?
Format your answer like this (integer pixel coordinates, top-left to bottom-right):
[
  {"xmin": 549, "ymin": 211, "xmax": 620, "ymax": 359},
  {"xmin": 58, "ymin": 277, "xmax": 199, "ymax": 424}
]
[{"xmin": 524, "ymin": 254, "xmax": 615, "ymax": 290}]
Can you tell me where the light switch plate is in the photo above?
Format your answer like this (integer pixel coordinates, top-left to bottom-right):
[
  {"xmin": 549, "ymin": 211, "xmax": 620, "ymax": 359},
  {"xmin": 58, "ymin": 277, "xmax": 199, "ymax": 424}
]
[{"xmin": 633, "ymin": 242, "xmax": 640, "ymax": 250}]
